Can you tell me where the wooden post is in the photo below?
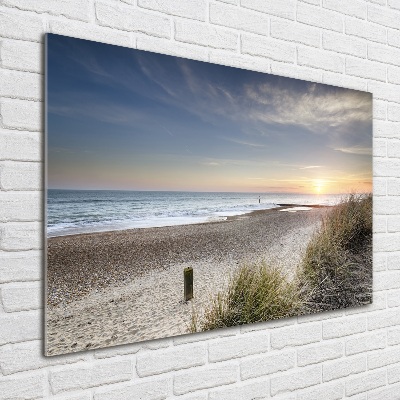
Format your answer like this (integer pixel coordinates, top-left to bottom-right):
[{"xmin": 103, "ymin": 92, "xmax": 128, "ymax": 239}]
[{"xmin": 184, "ymin": 267, "xmax": 193, "ymax": 301}]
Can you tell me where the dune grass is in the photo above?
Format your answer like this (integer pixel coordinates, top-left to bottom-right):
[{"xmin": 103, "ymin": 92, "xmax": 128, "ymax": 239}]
[{"xmin": 191, "ymin": 193, "xmax": 372, "ymax": 332}]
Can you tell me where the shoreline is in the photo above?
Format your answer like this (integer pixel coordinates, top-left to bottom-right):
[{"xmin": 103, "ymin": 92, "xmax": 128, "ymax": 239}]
[{"xmin": 46, "ymin": 205, "xmax": 328, "ymax": 355}]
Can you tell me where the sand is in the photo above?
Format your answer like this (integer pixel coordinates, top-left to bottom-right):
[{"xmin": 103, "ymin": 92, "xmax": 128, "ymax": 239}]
[{"xmin": 45, "ymin": 206, "xmax": 328, "ymax": 356}]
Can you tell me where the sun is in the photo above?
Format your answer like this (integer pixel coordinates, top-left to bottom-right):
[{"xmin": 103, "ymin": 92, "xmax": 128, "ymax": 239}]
[{"xmin": 313, "ymin": 179, "xmax": 324, "ymax": 194}]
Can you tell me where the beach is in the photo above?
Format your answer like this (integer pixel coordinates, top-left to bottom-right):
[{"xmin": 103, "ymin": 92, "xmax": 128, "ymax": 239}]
[{"xmin": 46, "ymin": 206, "xmax": 327, "ymax": 356}]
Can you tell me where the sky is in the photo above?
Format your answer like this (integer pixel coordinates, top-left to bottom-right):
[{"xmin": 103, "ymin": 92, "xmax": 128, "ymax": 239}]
[{"xmin": 47, "ymin": 34, "xmax": 372, "ymax": 194}]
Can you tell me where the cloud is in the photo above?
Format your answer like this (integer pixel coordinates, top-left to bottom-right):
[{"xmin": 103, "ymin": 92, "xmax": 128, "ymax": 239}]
[
  {"xmin": 222, "ymin": 137, "xmax": 265, "ymax": 148},
  {"xmin": 334, "ymin": 147, "xmax": 372, "ymax": 155},
  {"xmin": 300, "ymin": 165, "xmax": 323, "ymax": 169}
]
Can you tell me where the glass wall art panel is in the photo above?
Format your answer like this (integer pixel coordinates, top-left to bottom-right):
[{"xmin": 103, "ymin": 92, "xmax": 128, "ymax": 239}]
[{"xmin": 45, "ymin": 33, "xmax": 372, "ymax": 356}]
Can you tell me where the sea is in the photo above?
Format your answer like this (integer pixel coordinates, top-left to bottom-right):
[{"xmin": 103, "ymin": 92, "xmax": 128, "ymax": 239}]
[{"xmin": 47, "ymin": 189, "xmax": 343, "ymax": 237}]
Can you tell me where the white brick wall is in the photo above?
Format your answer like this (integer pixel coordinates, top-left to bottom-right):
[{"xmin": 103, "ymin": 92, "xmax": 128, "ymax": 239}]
[{"xmin": 0, "ymin": 0, "xmax": 399, "ymax": 398}]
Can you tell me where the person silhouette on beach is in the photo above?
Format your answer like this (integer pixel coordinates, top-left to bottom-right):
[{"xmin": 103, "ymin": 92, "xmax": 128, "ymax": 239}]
[{"xmin": 258, "ymin": 196, "xmax": 260, "ymax": 204}]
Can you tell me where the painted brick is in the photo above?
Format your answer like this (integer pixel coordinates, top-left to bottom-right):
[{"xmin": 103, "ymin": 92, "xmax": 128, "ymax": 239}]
[
  {"xmin": 323, "ymin": 0, "xmax": 367, "ymax": 19},
  {"xmin": 0, "ymin": 39, "xmax": 42, "ymax": 73},
  {"xmin": 138, "ymin": 0, "xmax": 206, "ymax": 21},
  {"xmin": 323, "ymin": 316, "xmax": 366, "ymax": 339},
  {"xmin": 209, "ymin": 50, "xmax": 271, "ymax": 73},
  {"xmin": 323, "ymin": 355, "xmax": 366, "ymax": 382},
  {"xmin": 388, "ymin": 327, "xmax": 400, "ymax": 346},
  {"xmin": 0, "ymin": 310, "xmax": 41, "ymax": 345},
  {"xmin": 273, "ymin": 63, "xmax": 323, "ymax": 83},
  {"xmin": 209, "ymin": 332, "xmax": 269, "ymax": 362},
  {"xmin": 0, "ymin": 161, "xmax": 42, "ymax": 190},
  {"xmin": 136, "ymin": 344, "xmax": 206, "ymax": 377},
  {"xmin": 373, "ymin": 100, "xmax": 387, "ymax": 121},
  {"xmin": 0, "ymin": 222, "xmax": 42, "ymax": 251},
  {"xmin": 0, "ymin": 250, "xmax": 41, "ymax": 283},
  {"xmin": 389, "ymin": 0, "xmax": 400, "ymax": 11},
  {"xmin": 297, "ymin": 381, "xmax": 343, "ymax": 400},
  {"xmin": 240, "ymin": 350, "xmax": 295, "ymax": 380},
  {"xmin": 210, "ymin": 2, "xmax": 269, "ymax": 36},
  {"xmin": 374, "ymin": 233, "xmax": 400, "ymax": 251},
  {"xmin": 174, "ymin": 363, "xmax": 238, "ymax": 395},
  {"xmin": 94, "ymin": 379, "xmax": 168, "ymax": 400},
  {"xmin": 388, "ymin": 28, "xmax": 400, "ymax": 49},
  {"xmin": 345, "ymin": 369, "xmax": 386, "ymax": 396},
  {"xmin": 96, "ymin": 2, "xmax": 171, "ymax": 39},
  {"xmin": 368, "ymin": 4, "xmax": 400, "ymax": 30},
  {"xmin": 387, "ymin": 252, "xmax": 400, "ymax": 269},
  {"xmin": 369, "ymin": 82, "xmax": 400, "ymax": 103},
  {"xmin": 388, "ymin": 290, "xmax": 400, "ymax": 308},
  {"xmin": 1, "ymin": 281, "xmax": 41, "ymax": 312},
  {"xmin": 297, "ymin": 341, "xmax": 343, "ymax": 366},
  {"xmin": 369, "ymin": 43, "xmax": 400, "ymax": 67},
  {"xmin": 0, "ymin": 192, "xmax": 41, "ymax": 223},
  {"xmin": 368, "ymin": 309, "xmax": 400, "ymax": 330},
  {"xmin": 346, "ymin": 331, "xmax": 386, "ymax": 355},
  {"xmin": 388, "ymin": 103, "xmax": 400, "ymax": 122},
  {"xmin": 368, "ymin": 345, "xmax": 400, "ymax": 369},
  {"xmin": 1, "ymin": 0, "xmax": 90, "ymax": 21},
  {"xmin": 241, "ymin": 34, "xmax": 296, "ymax": 63},
  {"xmin": 322, "ymin": 72, "xmax": 367, "ymax": 91},
  {"xmin": 323, "ymin": 31, "xmax": 366, "ymax": 58},
  {"xmin": 0, "ymin": 130, "xmax": 41, "ymax": 161},
  {"xmin": 0, "ymin": 10, "xmax": 44, "ymax": 42},
  {"xmin": 0, "ymin": 340, "xmax": 86, "ymax": 375},
  {"xmin": 375, "ymin": 271, "xmax": 400, "ymax": 291},
  {"xmin": 375, "ymin": 159, "xmax": 400, "ymax": 178},
  {"xmin": 373, "ymin": 253, "xmax": 387, "ymax": 272},
  {"xmin": 1, "ymin": 99, "xmax": 42, "ymax": 132},
  {"xmin": 270, "ymin": 365, "xmax": 321, "ymax": 396},
  {"xmin": 368, "ymin": 384, "xmax": 400, "ymax": 400},
  {"xmin": 297, "ymin": 2, "xmax": 343, "ymax": 32},
  {"xmin": 388, "ymin": 364, "xmax": 400, "ymax": 384},
  {"xmin": 208, "ymin": 380, "xmax": 269, "ymax": 400},
  {"xmin": 50, "ymin": 360, "xmax": 133, "ymax": 394},
  {"xmin": 175, "ymin": 20, "xmax": 237, "ymax": 50},
  {"xmin": 388, "ymin": 215, "xmax": 400, "ymax": 231},
  {"xmin": 298, "ymin": 47, "xmax": 344, "ymax": 72},
  {"xmin": 388, "ymin": 65, "xmax": 400, "ymax": 85},
  {"xmin": 0, "ymin": 372, "xmax": 45, "ymax": 400},
  {"xmin": 374, "ymin": 178, "xmax": 387, "ymax": 196},
  {"xmin": 271, "ymin": 323, "xmax": 322, "ymax": 349},
  {"xmin": 345, "ymin": 18, "xmax": 386, "ymax": 43},
  {"xmin": 346, "ymin": 57, "xmax": 386, "ymax": 82},
  {"xmin": 271, "ymin": 19, "xmax": 320, "ymax": 47},
  {"xmin": 241, "ymin": 0, "xmax": 296, "ymax": 20},
  {"xmin": 48, "ymin": 20, "xmax": 132, "ymax": 48}
]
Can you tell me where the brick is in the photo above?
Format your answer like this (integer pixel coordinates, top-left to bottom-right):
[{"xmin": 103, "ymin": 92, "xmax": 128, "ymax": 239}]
[
  {"xmin": 375, "ymin": 271, "xmax": 400, "ymax": 291},
  {"xmin": 368, "ymin": 309, "xmax": 400, "ymax": 330},
  {"xmin": 0, "ymin": 222, "xmax": 42, "ymax": 250},
  {"xmin": 1, "ymin": 281, "xmax": 41, "ymax": 312},
  {"xmin": 271, "ymin": 19, "xmax": 320, "ymax": 47},
  {"xmin": 175, "ymin": 20, "xmax": 237, "ymax": 50},
  {"xmin": 323, "ymin": 355, "xmax": 366, "ymax": 382},
  {"xmin": 297, "ymin": 2, "xmax": 343, "ymax": 32},
  {"xmin": 389, "ymin": 0, "xmax": 400, "ymax": 10},
  {"xmin": 96, "ymin": 2, "xmax": 170, "ymax": 39},
  {"xmin": 323, "ymin": 316, "xmax": 366, "ymax": 339},
  {"xmin": 297, "ymin": 381, "xmax": 343, "ymax": 400},
  {"xmin": 374, "ymin": 138, "xmax": 387, "ymax": 157},
  {"xmin": 1, "ymin": 99, "xmax": 42, "ymax": 132},
  {"xmin": 297, "ymin": 341, "xmax": 343, "ymax": 367},
  {"xmin": 1, "ymin": 0, "xmax": 90, "ymax": 21},
  {"xmin": 368, "ymin": 384, "xmax": 400, "ymax": 400},
  {"xmin": 270, "ymin": 365, "xmax": 321, "ymax": 396},
  {"xmin": 209, "ymin": 332, "xmax": 269, "ymax": 362},
  {"xmin": 323, "ymin": 0, "xmax": 366, "ymax": 18},
  {"xmin": 0, "ymin": 192, "xmax": 41, "ymax": 223},
  {"xmin": 50, "ymin": 360, "xmax": 133, "ymax": 394},
  {"xmin": 210, "ymin": 2, "xmax": 269, "ymax": 36},
  {"xmin": 0, "ymin": 69, "xmax": 41, "ymax": 100},
  {"xmin": 95, "ymin": 379, "xmax": 168, "ymax": 400},
  {"xmin": 0, "ymin": 310, "xmax": 41, "ymax": 345},
  {"xmin": 374, "ymin": 233, "xmax": 400, "ymax": 251},
  {"xmin": 137, "ymin": 344, "xmax": 206, "ymax": 377},
  {"xmin": 0, "ymin": 250, "xmax": 41, "ymax": 282},
  {"xmin": 388, "ymin": 103, "xmax": 400, "ymax": 122},
  {"xmin": 48, "ymin": 20, "xmax": 132, "ymax": 48},
  {"xmin": 368, "ymin": 345, "xmax": 400, "ymax": 369},
  {"xmin": 374, "ymin": 100, "xmax": 387, "ymax": 121},
  {"xmin": 388, "ymin": 65, "xmax": 400, "ymax": 85},
  {"xmin": 323, "ymin": 31, "xmax": 366, "ymax": 58},
  {"xmin": 388, "ymin": 179, "xmax": 400, "ymax": 196},
  {"xmin": 345, "ymin": 18, "xmax": 386, "ymax": 44},
  {"xmin": 209, "ymin": 50, "xmax": 271, "ymax": 73},
  {"xmin": 241, "ymin": 34, "xmax": 296, "ymax": 63},
  {"xmin": 273, "ymin": 63, "xmax": 322, "ymax": 83},
  {"xmin": 374, "ymin": 178, "xmax": 387, "ymax": 196},
  {"xmin": 0, "ymin": 10, "xmax": 44, "ymax": 42},
  {"xmin": 388, "ymin": 327, "xmax": 400, "ymax": 345},
  {"xmin": 375, "ymin": 121, "xmax": 400, "ymax": 139},
  {"xmin": 388, "ymin": 215, "xmax": 400, "ymax": 232},
  {"xmin": 346, "ymin": 331, "xmax": 386, "ymax": 355},
  {"xmin": 387, "ymin": 251, "xmax": 400, "ymax": 269},
  {"xmin": 0, "ymin": 371, "xmax": 45, "ymax": 400},
  {"xmin": 271, "ymin": 323, "xmax": 321, "ymax": 349},
  {"xmin": 345, "ymin": 369, "xmax": 386, "ymax": 396},
  {"xmin": 137, "ymin": 36, "xmax": 209, "ymax": 62},
  {"xmin": 240, "ymin": 350, "xmax": 295, "ymax": 380},
  {"xmin": 388, "ymin": 28, "xmax": 400, "ymax": 49},
  {"xmin": 373, "ymin": 252, "xmax": 387, "ymax": 272},
  {"xmin": 0, "ymin": 340, "xmax": 87, "ymax": 375},
  {"xmin": 388, "ymin": 364, "xmax": 400, "ymax": 384},
  {"xmin": 322, "ymin": 72, "xmax": 367, "ymax": 91},
  {"xmin": 346, "ymin": 57, "xmax": 386, "ymax": 81},
  {"xmin": 0, "ymin": 161, "xmax": 42, "ymax": 190},
  {"xmin": 369, "ymin": 43, "xmax": 400, "ymax": 67},
  {"xmin": 298, "ymin": 47, "xmax": 344, "ymax": 72},
  {"xmin": 138, "ymin": 0, "xmax": 206, "ymax": 21},
  {"xmin": 241, "ymin": 0, "xmax": 296, "ymax": 20},
  {"xmin": 369, "ymin": 82, "xmax": 400, "ymax": 103},
  {"xmin": 368, "ymin": 4, "xmax": 400, "ymax": 30},
  {"xmin": 209, "ymin": 380, "xmax": 269, "ymax": 400},
  {"xmin": 0, "ymin": 39, "xmax": 42, "ymax": 73},
  {"xmin": 375, "ymin": 196, "xmax": 400, "ymax": 214},
  {"xmin": 0, "ymin": 130, "xmax": 41, "ymax": 161},
  {"xmin": 174, "ymin": 363, "xmax": 238, "ymax": 395},
  {"xmin": 388, "ymin": 290, "xmax": 400, "ymax": 307}
]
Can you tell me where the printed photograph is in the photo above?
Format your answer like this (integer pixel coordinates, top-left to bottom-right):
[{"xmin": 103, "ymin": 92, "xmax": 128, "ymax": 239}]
[{"xmin": 45, "ymin": 34, "xmax": 372, "ymax": 356}]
